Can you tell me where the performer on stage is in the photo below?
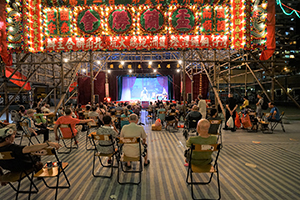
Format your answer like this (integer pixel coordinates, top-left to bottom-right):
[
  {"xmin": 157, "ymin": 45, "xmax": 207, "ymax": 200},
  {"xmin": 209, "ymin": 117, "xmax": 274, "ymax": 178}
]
[{"xmin": 140, "ymin": 87, "xmax": 149, "ymax": 101}]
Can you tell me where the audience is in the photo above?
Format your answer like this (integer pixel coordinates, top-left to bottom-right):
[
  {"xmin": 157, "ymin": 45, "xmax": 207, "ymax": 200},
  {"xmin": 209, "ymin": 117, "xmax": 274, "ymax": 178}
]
[
  {"xmin": 207, "ymin": 108, "xmax": 222, "ymax": 134},
  {"xmin": 0, "ymin": 127, "xmax": 60, "ymax": 175},
  {"xmin": 267, "ymin": 103, "xmax": 280, "ymax": 122},
  {"xmin": 185, "ymin": 105, "xmax": 202, "ymax": 122},
  {"xmin": 185, "ymin": 119, "xmax": 217, "ymax": 166},
  {"xmin": 54, "ymin": 108, "xmax": 94, "ymax": 144},
  {"xmin": 21, "ymin": 109, "xmax": 50, "ymax": 143},
  {"xmin": 120, "ymin": 114, "xmax": 150, "ymax": 168},
  {"xmin": 96, "ymin": 115, "xmax": 118, "ymax": 164},
  {"xmin": 120, "ymin": 108, "xmax": 130, "ymax": 129}
]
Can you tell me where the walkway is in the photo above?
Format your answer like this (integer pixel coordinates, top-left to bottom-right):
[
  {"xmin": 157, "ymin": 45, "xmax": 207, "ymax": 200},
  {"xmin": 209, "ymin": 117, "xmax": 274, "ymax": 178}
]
[{"xmin": 0, "ymin": 111, "xmax": 300, "ymax": 200}]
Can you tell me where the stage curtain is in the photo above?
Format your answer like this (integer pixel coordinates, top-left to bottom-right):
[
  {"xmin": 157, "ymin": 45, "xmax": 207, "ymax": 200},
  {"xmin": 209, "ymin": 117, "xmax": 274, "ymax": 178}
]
[
  {"xmin": 260, "ymin": 0, "xmax": 275, "ymax": 60},
  {"xmin": 0, "ymin": 0, "xmax": 12, "ymax": 66},
  {"xmin": 168, "ymin": 75, "xmax": 173, "ymax": 100},
  {"xmin": 121, "ymin": 76, "xmax": 136, "ymax": 100},
  {"xmin": 117, "ymin": 76, "xmax": 122, "ymax": 100}
]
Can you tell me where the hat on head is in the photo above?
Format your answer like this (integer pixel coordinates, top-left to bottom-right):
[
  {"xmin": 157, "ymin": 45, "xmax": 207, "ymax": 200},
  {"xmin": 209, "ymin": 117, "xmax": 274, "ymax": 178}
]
[{"xmin": 0, "ymin": 127, "xmax": 15, "ymax": 140}]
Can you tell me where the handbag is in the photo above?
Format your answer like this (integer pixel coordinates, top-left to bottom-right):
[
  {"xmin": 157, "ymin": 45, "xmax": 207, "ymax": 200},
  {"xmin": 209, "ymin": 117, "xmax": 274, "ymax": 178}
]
[
  {"xmin": 235, "ymin": 112, "xmax": 241, "ymax": 128},
  {"xmin": 226, "ymin": 116, "xmax": 234, "ymax": 128},
  {"xmin": 241, "ymin": 114, "xmax": 252, "ymax": 128}
]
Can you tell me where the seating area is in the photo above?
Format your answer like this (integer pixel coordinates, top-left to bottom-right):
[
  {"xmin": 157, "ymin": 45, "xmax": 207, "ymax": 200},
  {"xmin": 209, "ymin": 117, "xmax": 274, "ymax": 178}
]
[{"xmin": 1, "ymin": 110, "xmax": 300, "ymax": 200}]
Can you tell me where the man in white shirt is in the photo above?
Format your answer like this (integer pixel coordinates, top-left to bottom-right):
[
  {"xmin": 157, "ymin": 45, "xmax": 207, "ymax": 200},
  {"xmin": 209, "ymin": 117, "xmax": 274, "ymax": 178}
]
[{"xmin": 120, "ymin": 114, "xmax": 150, "ymax": 168}]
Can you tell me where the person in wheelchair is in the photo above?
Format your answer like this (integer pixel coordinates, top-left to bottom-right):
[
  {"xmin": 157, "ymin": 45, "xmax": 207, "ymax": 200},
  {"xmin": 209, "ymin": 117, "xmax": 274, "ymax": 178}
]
[
  {"xmin": 207, "ymin": 108, "xmax": 222, "ymax": 134},
  {"xmin": 185, "ymin": 105, "xmax": 202, "ymax": 130}
]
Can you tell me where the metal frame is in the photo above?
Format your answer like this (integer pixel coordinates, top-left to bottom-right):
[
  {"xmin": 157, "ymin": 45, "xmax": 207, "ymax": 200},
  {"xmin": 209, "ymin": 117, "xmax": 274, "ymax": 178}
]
[{"xmin": 1, "ymin": 49, "xmax": 299, "ymax": 122}]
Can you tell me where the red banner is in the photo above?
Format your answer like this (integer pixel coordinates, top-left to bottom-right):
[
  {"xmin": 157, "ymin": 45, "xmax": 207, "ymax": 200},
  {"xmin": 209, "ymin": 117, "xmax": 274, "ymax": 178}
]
[
  {"xmin": 231, "ymin": 0, "xmax": 245, "ymax": 49},
  {"xmin": 45, "ymin": 35, "xmax": 229, "ymax": 52},
  {"xmin": 260, "ymin": 0, "xmax": 275, "ymax": 61}
]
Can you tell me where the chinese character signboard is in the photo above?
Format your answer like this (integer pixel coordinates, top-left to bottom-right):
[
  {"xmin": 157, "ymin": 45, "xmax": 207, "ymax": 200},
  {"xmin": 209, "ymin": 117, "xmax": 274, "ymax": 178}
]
[{"xmin": 6, "ymin": 0, "xmax": 267, "ymax": 52}]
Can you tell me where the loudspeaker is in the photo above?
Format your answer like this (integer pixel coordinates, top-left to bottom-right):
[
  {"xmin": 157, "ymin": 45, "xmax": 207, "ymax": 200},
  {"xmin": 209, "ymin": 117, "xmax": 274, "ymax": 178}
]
[{"xmin": 187, "ymin": 93, "xmax": 192, "ymax": 103}]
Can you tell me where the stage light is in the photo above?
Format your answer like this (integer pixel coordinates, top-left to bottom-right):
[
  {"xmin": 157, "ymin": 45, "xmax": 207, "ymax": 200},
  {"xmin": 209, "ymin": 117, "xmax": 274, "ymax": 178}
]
[
  {"xmin": 97, "ymin": 60, "xmax": 101, "ymax": 65},
  {"xmin": 82, "ymin": 68, "xmax": 86, "ymax": 72},
  {"xmin": 129, "ymin": 69, "xmax": 132, "ymax": 73},
  {"xmin": 153, "ymin": 69, "xmax": 157, "ymax": 73},
  {"xmin": 177, "ymin": 69, "xmax": 180, "ymax": 73},
  {"xmin": 63, "ymin": 58, "xmax": 69, "ymax": 62},
  {"xmin": 149, "ymin": 61, "xmax": 152, "ymax": 65},
  {"xmin": 121, "ymin": 61, "xmax": 125, "ymax": 65},
  {"xmin": 107, "ymin": 69, "xmax": 111, "ymax": 73},
  {"xmin": 178, "ymin": 60, "xmax": 182, "ymax": 64}
]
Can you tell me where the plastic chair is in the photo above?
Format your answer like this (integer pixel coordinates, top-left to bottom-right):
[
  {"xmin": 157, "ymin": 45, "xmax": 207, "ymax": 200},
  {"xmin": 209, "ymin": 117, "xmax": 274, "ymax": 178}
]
[
  {"xmin": 34, "ymin": 148, "xmax": 70, "ymax": 200},
  {"xmin": 186, "ymin": 143, "xmax": 221, "ymax": 200},
  {"xmin": 0, "ymin": 151, "xmax": 38, "ymax": 200}
]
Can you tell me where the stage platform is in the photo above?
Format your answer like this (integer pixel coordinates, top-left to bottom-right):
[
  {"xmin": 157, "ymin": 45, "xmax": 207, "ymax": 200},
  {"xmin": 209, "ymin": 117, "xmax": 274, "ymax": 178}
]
[{"xmin": 1, "ymin": 111, "xmax": 300, "ymax": 200}]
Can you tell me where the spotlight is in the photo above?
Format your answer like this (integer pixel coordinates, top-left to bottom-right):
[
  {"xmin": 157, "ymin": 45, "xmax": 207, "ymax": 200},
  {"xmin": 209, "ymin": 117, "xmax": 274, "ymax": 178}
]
[
  {"xmin": 153, "ymin": 69, "xmax": 157, "ymax": 73},
  {"xmin": 129, "ymin": 69, "xmax": 132, "ymax": 73},
  {"xmin": 82, "ymin": 68, "xmax": 86, "ymax": 72},
  {"xmin": 177, "ymin": 69, "xmax": 180, "ymax": 73},
  {"xmin": 149, "ymin": 61, "xmax": 152, "ymax": 65},
  {"xmin": 107, "ymin": 70, "xmax": 111, "ymax": 73},
  {"xmin": 178, "ymin": 60, "xmax": 182, "ymax": 64},
  {"xmin": 96, "ymin": 60, "xmax": 101, "ymax": 65},
  {"xmin": 121, "ymin": 61, "xmax": 125, "ymax": 65},
  {"xmin": 63, "ymin": 58, "xmax": 69, "ymax": 62}
]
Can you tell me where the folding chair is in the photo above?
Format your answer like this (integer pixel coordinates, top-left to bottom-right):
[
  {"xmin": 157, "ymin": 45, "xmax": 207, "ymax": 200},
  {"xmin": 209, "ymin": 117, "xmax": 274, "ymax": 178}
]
[
  {"xmin": 34, "ymin": 148, "xmax": 70, "ymax": 200},
  {"xmin": 57, "ymin": 124, "xmax": 78, "ymax": 154},
  {"xmin": 0, "ymin": 151, "xmax": 38, "ymax": 200},
  {"xmin": 117, "ymin": 137, "xmax": 143, "ymax": 185},
  {"xmin": 19, "ymin": 122, "xmax": 40, "ymax": 145},
  {"xmin": 186, "ymin": 144, "xmax": 221, "ymax": 200},
  {"xmin": 91, "ymin": 134, "xmax": 118, "ymax": 178},
  {"xmin": 261, "ymin": 111, "xmax": 286, "ymax": 133},
  {"xmin": 208, "ymin": 119, "xmax": 222, "ymax": 144},
  {"xmin": 86, "ymin": 120, "xmax": 98, "ymax": 151}
]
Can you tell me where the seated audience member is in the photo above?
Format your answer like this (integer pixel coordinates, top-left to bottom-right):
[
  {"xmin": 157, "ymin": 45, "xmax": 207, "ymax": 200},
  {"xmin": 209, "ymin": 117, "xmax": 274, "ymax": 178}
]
[
  {"xmin": 185, "ymin": 105, "xmax": 202, "ymax": 123},
  {"xmin": 185, "ymin": 119, "xmax": 217, "ymax": 166},
  {"xmin": 97, "ymin": 104, "xmax": 106, "ymax": 125},
  {"xmin": 148, "ymin": 102, "xmax": 155, "ymax": 117},
  {"xmin": 115, "ymin": 103, "xmax": 123, "ymax": 115},
  {"xmin": 21, "ymin": 109, "xmax": 50, "ymax": 143},
  {"xmin": 165, "ymin": 104, "xmax": 179, "ymax": 128},
  {"xmin": 207, "ymin": 108, "xmax": 222, "ymax": 134},
  {"xmin": 54, "ymin": 108, "xmax": 95, "ymax": 144},
  {"xmin": 75, "ymin": 104, "xmax": 84, "ymax": 119},
  {"xmin": 157, "ymin": 104, "xmax": 166, "ymax": 124},
  {"xmin": 127, "ymin": 105, "xmax": 133, "ymax": 114},
  {"xmin": 120, "ymin": 108, "xmax": 130, "ymax": 129},
  {"xmin": 43, "ymin": 104, "xmax": 51, "ymax": 113},
  {"xmin": 57, "ymin": 107, "xmax": 64, "ymax": 118},
  {"xmin": 34, "ymin": 107, "xmax": 53, "ymax": 128},
  {"xmin": 120, "ymin": 114, "xmax": 150, "ymax": 168},
  {"xmin": 267, "ymin": 103, "xmax": 280, "ymax": 122},
  {"xmin": 96, "ymin": 115, "xmax": 118, "ymax": 164},
  {"xmin": 240, "ymin": 96, "xmax": 249, "ymax": 110},
  {"xmin": 0, "ymin": 127, "xmax": 60, "ymax": 175},
  {"xmin": 89, "ymin": 106, "xmax": 99, "ymax": 118}
]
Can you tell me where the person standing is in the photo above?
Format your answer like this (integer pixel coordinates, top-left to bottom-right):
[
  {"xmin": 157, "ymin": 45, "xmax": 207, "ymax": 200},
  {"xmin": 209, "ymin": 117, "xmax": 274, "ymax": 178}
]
[
  {"xmin": 197, "ymin": 95, "xmax": 207, "ymax": 119},
  {"xmin": 224, "ymin": 93, "xmax": 238, "ymax": 132},
  {"xmin": 256, "ymin": 93, "xmax": 263, "ymax": 119}
]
